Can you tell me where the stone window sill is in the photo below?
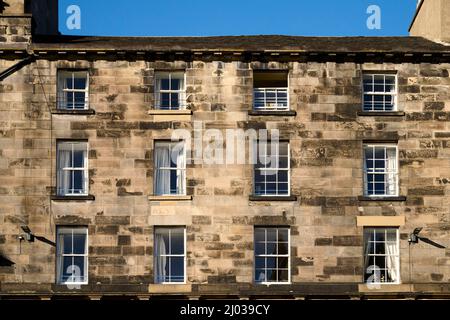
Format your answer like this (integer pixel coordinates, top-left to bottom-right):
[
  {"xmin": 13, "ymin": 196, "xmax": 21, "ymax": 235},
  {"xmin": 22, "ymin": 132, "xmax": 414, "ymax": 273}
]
[
  {"xmin": 51, "ymin": 195, "xmax": 95, "ymax": 201},
  {"xmin": 357, "ymin": 111, "xmax": 405, "ymax": 117},
  {"xmin": 148, "ymin": 284, "xmax": 192, "ymax": 293},
  {"xmin": 357, "ymin": 196, "xmax": 406, "ymax": 202},
  {"xmin": 148, "ymin": 110, "xmax": 192, "ymax": 115},
  {"xmin": 248, "ymin": 110, "xmax": 297, "ymax": 116},
  {"xmin": 358, "ymin": 283, "xmax": 411, "ymax": 293},
  {"xmin": 148, "ymin": 195, "xmax": 192, "ymax": 201},
  {"xmin": 51, "ymin": 109, "xmax": 95, "ymax": 115},
  {"xmin": 249, "ymin": 195, "xmax": 297, "ymax": 201}
]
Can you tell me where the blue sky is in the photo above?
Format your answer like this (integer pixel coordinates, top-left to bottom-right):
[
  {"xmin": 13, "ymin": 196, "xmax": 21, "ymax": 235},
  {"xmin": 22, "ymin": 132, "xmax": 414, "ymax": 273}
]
[{"xmin": 59, "ymin": 0, "xmax": 418, "ymax": 37}]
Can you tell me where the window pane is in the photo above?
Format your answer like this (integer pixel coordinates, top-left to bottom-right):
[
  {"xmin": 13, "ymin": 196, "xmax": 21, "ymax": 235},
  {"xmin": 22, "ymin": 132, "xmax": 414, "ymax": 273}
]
[
  {"xmin": 374, "ymin": 148, "xmax": 385, "ymax": 159},
  {"xmin": 278, "ymin": 183, "xmax": 289, "ymax": 195},
  {"xmin": 73, "ymin": 256, "xmax": 86, "ymax": 282},
  {"xmin": 170, "ymin": 93, "xmax": 180, "ymax": 109},
  {"xmin": 264, "ymin": 171, "xmax": 277, "ymax": 183},
  {"xmin": 169, "ymin": 256, "xmax": 184, "ymax": 282},
  {"xmin": 278, "ymin": 269, "xmax": 289, "ymax": 282},
  {"xmin": 73, "ymin": 233, "xmax": 86, "ymax": 254},
  {"xmin": 255, "ymin": 257, "xmax": 265, "ymax": 269},
  {"xmin": 278, "ymin": 156, "xmax": 288, "ymax": 169},
  {"xmin": 160, "ymin": 93, "xmax": 170, "ymax": 109},
  {"xmin": 255, "ymin": 242, "xmax": 265, "ymax": 255},
  {"xmin": 65, "ymin": 92, "xmax": 73, "ymax": 107},
  {"xmin": 267, "ymin": 269, "xmax": 277, "ymax": 281},
  {"xmin": 72, "ymin": 170, "xmax": 85, "ymax": 193},
  {"xmin": 254, "ymin": 228, "xmax": 265, "ymax": 243},
  {"xmin": 65, "ymin": 78, "xmax": 73, "ymax": 89},
  {"xmin": 62, "ymin": 234, "xmax": 72, "ymax": 254},
  {"xmin": 266, "ymin": 229, "xmax": 277, "ymax": 242},
  {"xmin": 278, "ymin": 170, "xmax": 288, "ymax": 183},
  {"xmin": 74, "ymin": 92, "xmax": 86, "ymax": 108},
  {"xmin": 73, "ymin": 149, "xmax": 85, "ymax": 168},
  {"xmin": 277, "ymin": 256, "xmax": 289, "ymax": 269},
  {"xmin": 278, "ymin": 229, "xmax": 289, "ymax": 242},
  {"xmin": 266, "ymin": 257, "xmax": 277, "ymax": 269},
  {"xmin": 170, "ymin": 229, "xmax": 184, "ymax": 255},
  {"xmin": 277, "ymin": 241, "xmax": 288, "ymax": 255},
  {"xmin": 171, "ymin": 78, "xmax": 181, "ymax": 90},
  {"xmin": 374, "ymin": 160, "xmax": 385, "ymax": 170},
  {"xmin": 170, "ymin": 169, "xmax": 177, "ymax": 194},
  {"xmin": 255, "ymin": 269, "xmax": 266, "ymax": 282},
  {"xmin": 73, "ymin": 77, "xmax": 86, "ymax": 90},
  {"xmin": 61, "ymin": 256, "xmax": 73, "ymax": 281},
  {"xmin": 265, "ymin": 183, "xmax": 277, "ymax": 194},
  {"xmin": 266, "ymin": 242, "xmax": 276, "ymax": 255},
  {"xmin": 386, "ymin": 229, "xmax": 397, "ymax": 242},
  {"xmin": 160, "ymin": 78, "xmax": 170, "ymax": 90}
]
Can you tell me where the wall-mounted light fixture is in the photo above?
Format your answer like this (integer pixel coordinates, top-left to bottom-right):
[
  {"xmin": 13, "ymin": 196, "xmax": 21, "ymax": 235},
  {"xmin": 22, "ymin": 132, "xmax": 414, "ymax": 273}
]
[{"xmin": 21, "ymin": 225, "xmax": 35, "ymax": 242}]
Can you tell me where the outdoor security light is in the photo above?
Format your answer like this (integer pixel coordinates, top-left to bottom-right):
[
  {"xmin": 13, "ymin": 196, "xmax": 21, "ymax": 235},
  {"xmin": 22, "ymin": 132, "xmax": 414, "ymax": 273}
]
[{"xmin": 20, "ymin": 225, "xmax": 35, "ymax": 242}]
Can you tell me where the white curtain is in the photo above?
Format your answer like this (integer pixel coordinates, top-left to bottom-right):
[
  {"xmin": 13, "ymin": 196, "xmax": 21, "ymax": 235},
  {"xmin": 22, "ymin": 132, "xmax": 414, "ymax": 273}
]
[
  {"xmin": 155, "ymin": 233, "xmax": 167, "ymax": 283},
  {"xmin": 57, "ymin": 148, "xmax": 71, "ymax": 195},
  {"xmin": 257, "ymin": 270, "xmax": 266, "ymax": 282},
  {"xmin": 386, "ymin": 148, "xmax": 397, "ymax": 195},
  {"xmin": 364, "ymin": 232, "xmax": 374, "ymax": 283},
  {"xmin": 155, "ymin": 75, "xmax": 162, "ymax": 109},
  {"xmin": 155, "ymin": 145, "xmax": 170, "ymax": 195},
  {"xmin": 58, "ymin": 73, "xmax": 69, "ymax": 108},
  {"xmin": 56, "ymin": 233, "xmax": 65, "ymax": 282},
  {"xmin": 177, "ymin": 76, "xmax": 185, "ymax": 109},
  {"xmin": 385, "ymin": 241, "xmax": 399, "ymax": 282},
  {"xmin": 175, "ymin": 144, "xmax": 186, "ymax": 195}
]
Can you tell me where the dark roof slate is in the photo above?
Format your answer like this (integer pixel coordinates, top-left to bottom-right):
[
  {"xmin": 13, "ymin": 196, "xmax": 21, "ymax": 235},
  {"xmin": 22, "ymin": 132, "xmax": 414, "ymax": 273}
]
[{"xmin": 32, "ymin": 35, "xmax": 450, "ymax": 53}]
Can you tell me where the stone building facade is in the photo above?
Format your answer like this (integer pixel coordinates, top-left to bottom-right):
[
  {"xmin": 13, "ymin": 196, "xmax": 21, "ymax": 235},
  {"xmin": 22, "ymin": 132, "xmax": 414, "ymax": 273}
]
[{"xmin": 0, "ymin": 0, "xmax": 449, "ymax": 299}]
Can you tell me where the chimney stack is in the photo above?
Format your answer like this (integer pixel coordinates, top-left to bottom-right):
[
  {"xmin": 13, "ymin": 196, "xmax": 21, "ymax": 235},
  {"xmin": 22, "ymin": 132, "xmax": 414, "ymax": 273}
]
[{"xmin": 409, "ymin": 0, "xmax": 450, "ymax": 43}]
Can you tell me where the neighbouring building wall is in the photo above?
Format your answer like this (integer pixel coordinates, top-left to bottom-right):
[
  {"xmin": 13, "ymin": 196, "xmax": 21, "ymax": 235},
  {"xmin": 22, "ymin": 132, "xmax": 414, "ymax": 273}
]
[
  {"xmin": 0, "ymin": 57, "xmax": 449, "ymax": 296},
  {"xmin": 410, "ymin": 0, "xmax": 450, "ymax": 43}
]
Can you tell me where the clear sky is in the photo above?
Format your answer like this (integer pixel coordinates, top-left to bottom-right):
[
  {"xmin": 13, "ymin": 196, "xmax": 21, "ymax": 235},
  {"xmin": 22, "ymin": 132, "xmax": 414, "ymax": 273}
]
[{"xmin": 59, "ymin": 0, "xmax": 418, "ymax": 37}]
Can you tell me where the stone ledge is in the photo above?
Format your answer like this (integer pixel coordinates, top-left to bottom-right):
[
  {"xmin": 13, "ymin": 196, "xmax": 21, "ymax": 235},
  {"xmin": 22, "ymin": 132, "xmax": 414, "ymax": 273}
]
[
  {"xmin": 147, "ymin": 110, "xmax": 192, "ymax": 115},
  {"xmin": 50, "ymin": 195, "xmax": 95, "ymax": 201},
  {"xmin": 248, "ymin": 110, "xmax": 297, "ymax": 116},
  {"xmin": 358, "ymin": 284, "xmax": 411, "ymax": 293},
  {"xmin": 357, "ymin": 111, "xmax": 405, "ymax": 117},
  {"xmin": 149, "ymin": 284, "xmax": 192, "ymax": 293},
  {"xmin": 358, "ymin": 196, "xmax": 406, "ymax": 202},
  {"xmin": 249, "ymin": 195, "xmax": 297, "ymax": 202},
  {"xmin": 51, "ymin": 109, "xmax": 95, "ymax": 115},
  {"xmin": 148, "ymin": 195, "xmax": 192, "ymax": 201}
]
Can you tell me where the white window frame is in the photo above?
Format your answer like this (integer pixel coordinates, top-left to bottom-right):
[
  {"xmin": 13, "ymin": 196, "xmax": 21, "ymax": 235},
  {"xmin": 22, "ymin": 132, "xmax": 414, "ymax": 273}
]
[
  {"xmin": 363, "ymin": 227, "xmax": 400, "ymax": 285},
  {"xmin": 363, "ymin": 144, "xmax": 398, "ymax": 197},
  {"xmin": 362, "ymin": 73, "xmax": 397, "ymax": 112},
  {"xmin": 56, "ymin": 227, "xmax": 88, "ymax": 285},
  {"xmin": 57, "ymin": 141, "xmax": 89, "ymax": 196},
  {"xmin": 57, "ymin": 70, "xmax": 89, "ymax": 110},
  {"xmin": 154, "ymin": 141, "xmax": 186, "ymax": 196},
  {"xmin": 253, "ymin": 141, "xmax": 290, "ymax": 197},
  {"xmin": 154, "ymin": 72, "xmax": 186, "ymax": 110},
  {"xmin": 254, "ymin": 227, "xmax": 291, "ymax": 285},
  {"xmin": 154, "ymin": 227, "xmax": 186, "ymax": 284}
]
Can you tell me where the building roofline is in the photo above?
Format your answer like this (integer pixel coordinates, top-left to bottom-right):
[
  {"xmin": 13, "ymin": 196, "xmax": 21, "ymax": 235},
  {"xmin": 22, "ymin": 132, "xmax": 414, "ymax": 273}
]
[{"xmin": 408, "ymin": 0, "xmax": 425, "ymax": 32}]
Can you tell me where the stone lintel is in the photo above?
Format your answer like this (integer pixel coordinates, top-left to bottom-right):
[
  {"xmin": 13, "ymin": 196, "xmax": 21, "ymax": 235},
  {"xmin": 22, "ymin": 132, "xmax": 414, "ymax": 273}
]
[{"xmin": 356, "ymin": 216, "xmax": 405, "ymax": 227}]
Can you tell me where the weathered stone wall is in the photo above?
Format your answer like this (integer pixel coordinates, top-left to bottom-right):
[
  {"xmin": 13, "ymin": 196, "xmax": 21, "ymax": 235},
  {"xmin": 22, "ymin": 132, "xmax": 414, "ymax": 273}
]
[
  {"xmin": 0, "ymin": 56, "xmax": 450, "ymax": 296},
  {"xmin": 0, "ymin": 15, "xmax": 31, "ymax": 45}
]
